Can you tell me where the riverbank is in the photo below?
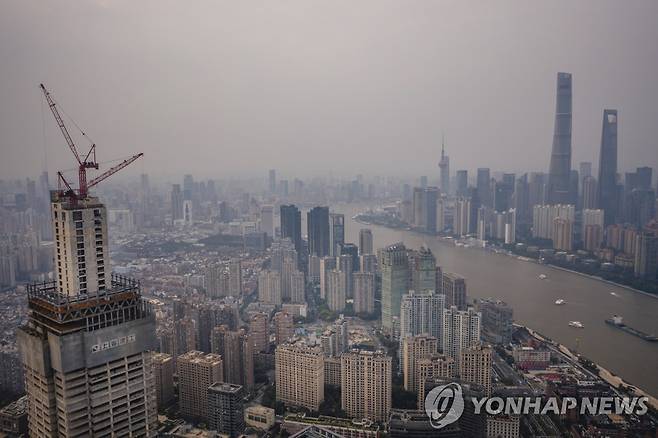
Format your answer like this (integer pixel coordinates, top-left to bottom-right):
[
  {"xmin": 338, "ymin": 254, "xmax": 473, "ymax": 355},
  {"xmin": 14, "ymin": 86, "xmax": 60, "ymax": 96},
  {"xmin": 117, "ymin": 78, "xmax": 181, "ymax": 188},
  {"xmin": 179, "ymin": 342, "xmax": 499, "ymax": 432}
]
[{"xmin": 520, "ymin": 324, "xmax": 658, "ymax": 411}]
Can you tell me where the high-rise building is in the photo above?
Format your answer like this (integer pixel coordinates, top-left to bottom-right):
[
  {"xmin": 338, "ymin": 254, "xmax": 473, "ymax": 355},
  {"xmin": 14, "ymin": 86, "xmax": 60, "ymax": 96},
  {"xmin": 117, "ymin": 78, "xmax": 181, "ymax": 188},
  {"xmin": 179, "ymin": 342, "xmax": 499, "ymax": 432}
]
[
  {"xmin": 258, "ymin": 270, "xmax": 281, "ymax": 305},
  {"xmin": 212, "ymin": 328, "xmax": 254, "ymax": 392},
  {"xmin": 360, "ymin": 253, "xmax": 378, "ymax": 273},
  {"xmin": 260, "ymin": 205, "xmax": 274, "ymax": 237},
  {"xmin": 582, "ymin": 176, "xmax": 598, "ymax": 210},
  {"xmin": 228, "ymin": 258, "xmax": 242, "ymax": 297},
  {"xmin": 177, "ymin": 351, "xmax": 223, "ymax": 420},
  {"xmin": 379, "ymin": 243, "xmax": 410, "ymax": 332},
  {"xmin": 402, "ymin": 335, "xmax": 438, "ymax": 393},
  {"xmin": 476, "ymin": 299, "xmax": 513, "ymax": 345},
  {"xmin": 634, "ymin": 231, "xmax": 658, "ymax": 280},
  {"xmin": 275, "ymin": 341, "xmax": 324, "ymax": 411},
  {"xmin": 268, "ymin": 169, "xmax": 276, "ymax": 193},
  {"xmin": 409, "ymin": 246, "xmax": 437, "ymax": 292},
  {"xmin": 439, "ymin": 138, "xmax": 450, "ymax": 194},
  {"xmin": 456, "ymin": 170, "xmax": 468, "ymax": 197},
  {"xmin": 547, "ymin": 72, "xmax": 573, "ymax": 205},
  {"xmin": 412, "ymin": 187, "xmax": 426, "ymax": 229},
  {"xmin": 171, "ymin": 184, "xmax": 183, "ymax": 223},
  {"xmin": 208, "ymin": 383, "xmax": 245, "ymax": 438},
  {"xmin": 183, "ymin": 199, "xmax": 193, "ymax": 226},
  {"xmin": 353, "ymin": 272, "xmax": 375, "ymax": 314},
  {"xmin": 319, "ymin": 256, "xmax": 337, "ymax": 300},
  {"xmin": 153, "ymin": 352, "xmax": 175, "ymax": 409},
  {"xmin": 532, "ymin": 204, "xmax": 575, "ymax": 240},
  {"xmin": 359, "ymin": 228, "xmax": 373, "ymax": 255},
  {"xmin": 337, "ymin": 253, "xmax": 354, "ymax": 298},
  {"xmin": 17, "ymin": 191, "xmax": 158, "ymax": 437},
  {"xmin": 453, "ymin": 198, "xmax": 471, "ymax": 237},
  {"xmin": 308, "ymin": 207, "xmax": 330, "ymax": 257},
  {"xmin": 326, "ymin": 269, "xmax": 347, "ymax": 312},
  {"xmin": 416, "ymin": 354, "xmax": 456, "ymax": 409},
  {"xmin": 274, "ymin": 311, "xmax": 295, "ymax": 345},
  {"xmin": 400, "ymin": 290, "xmax": 445, "ymax": 351},
  {"xmin": 459, "ymin": 343, "xmax": 493, "ymax": 396},
  {"xmin": 341, "ymin": 350, "xmax": 392, "ymax": 422},
  {"xmin": 280, "ymin": 205, "xmax": 302, "ymax": 255},
  {"xmin": 477, "ymin": 168, "xmax": 492, "ymax": 208},
  {"xmin": 553, "ymin": 218, "xmax": 574, "ymax": 251},
  {"xmin": 250, "ymin": 312, "xmax": 269, "ymax": 353},
  {"xmin": 597, "ymin": 109, "xmax": 619, "ymax": 225},
  {"xmin": 442, "ymin": 306, "xmax": 481, "ymax": 361},
  {"xmin": 289, "ymin": 270, "xmax": 305, "ymax": 303},
  {"xmin": 442, "ymin": 272, "xmax": 467, "ymax": 310},
  {"xmin": 423, "ymin": 187, "xmax": 439, "ymax": 233},
  {"xmin": 329, "ymin": 213, "xmax": 345, "ymax": 257}
]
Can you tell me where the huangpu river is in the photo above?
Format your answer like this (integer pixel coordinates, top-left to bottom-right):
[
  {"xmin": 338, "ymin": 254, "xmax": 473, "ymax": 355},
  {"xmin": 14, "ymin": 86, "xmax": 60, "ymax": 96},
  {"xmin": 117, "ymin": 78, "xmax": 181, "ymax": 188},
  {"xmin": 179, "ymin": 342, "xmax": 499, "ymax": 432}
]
[{"xmin": 331, "ymin": 203, "xmax": 658, "ymax": 398}]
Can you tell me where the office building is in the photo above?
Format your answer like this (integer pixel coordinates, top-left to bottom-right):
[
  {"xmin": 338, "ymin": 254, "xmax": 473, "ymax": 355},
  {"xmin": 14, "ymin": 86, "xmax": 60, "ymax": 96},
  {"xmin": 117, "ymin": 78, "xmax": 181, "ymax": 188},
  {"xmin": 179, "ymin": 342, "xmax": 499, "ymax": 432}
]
[
  {"xmin": 634, "ymin": 232, "xmax": 658, "ymax": 280},
  {"xmin": 360, "ymin": 253, "xmax": 378, "ymax": 273},
  {"xmin": 459, "ymin": 343, "xmax": 493, "ymax": 396},
  {"xmin": 597, "ymin": 109, "xmax": 619, "ymax": 225},
  {"xmin": 353, "ymin": 272, "xmax": 375, "ymax": 314},
  {"xmin": 409, "ymin": 246, "xmax": 437, "ymax": 292},
  {"xmin": 208, "ymin": 382, "xmax": 245, "ymax": 438},
  {"xmin": 319, "ymin": 256, "xmax": 336, "ymax": 300},
  {"xmin": 402, "ymin": 335, "xmax": 438, "ymax": 393},
  {"xmin": 359, "ymin": 228, "xmax": 373, "ymax": 255},
  {"xmin": 153, "ymin": 352, "xmax": 175, "ymax": 409},
  {"xmin": 260, "ymin": 205, "xmax": 274, "ymax": 237},
  {"xmin": 268, "ymin": 169, "xmax": 276, "ymax": 193},
  {"xmin": 456, "ymin": 170, "xmax": 468, "ymax": 197},
  {"xmin": 477, "ymin": 168, "xmax": 492, "ymax": 208},
  {"xmin": 17, "ymin": 191, "xmax": 157, "ymax": 437},
  {"xmin": 275, "ymin": 341, "xmax": 324, "ymax": 411},
  {"xmin": 171, "ymin": 184, "xmax": 183, "ymax": 223},
  {"xmin": 177, "ymin": 351, "xmax": 224, "ymax": 420},
  {"xmin": 245, "ymin": 406, "xmax": 276, "ymax": 430},
  {"xmin": 280, "ymin": 205, "xmax": 302, "ymax": 255},
  {"xmin": 442, "ymin": 272, "xmax": 467, "ymax": 310},
  {"xmin": 439, "ymin": 139, "xmax": 450, "ymax": 194},
  {"xmin": 308, "ymin": 207, "xmax": 330, "ymax": 257},
  {"xmin": 329, "ymin": 213, "xmax": 345, "ymax": 257},
  {"xmin": 379, "ymin": 243, "xmax": 410, "ymax": 333},
  {"xmin": 341, "ymin": 350, "xmax": 392, "ymax": 422},
  {"xmin": 442, "ymin": 306, "xmax": 482, "ymax": 361},
  {"xmin": 547, "ymin": 72, "xmax": 573, "ymax": 205}
]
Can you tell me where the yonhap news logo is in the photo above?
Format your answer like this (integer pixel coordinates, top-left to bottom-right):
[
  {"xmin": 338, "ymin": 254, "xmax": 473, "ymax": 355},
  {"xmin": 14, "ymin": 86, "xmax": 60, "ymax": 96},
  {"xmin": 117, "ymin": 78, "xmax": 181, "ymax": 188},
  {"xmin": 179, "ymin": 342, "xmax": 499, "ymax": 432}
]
[
  {"xmin": 424, "ymin": 382, "xmax": 649, "ymax": 430},
  {"xmin": 424, "ymin": 383, "xmax": 465, "ymax": 429}
]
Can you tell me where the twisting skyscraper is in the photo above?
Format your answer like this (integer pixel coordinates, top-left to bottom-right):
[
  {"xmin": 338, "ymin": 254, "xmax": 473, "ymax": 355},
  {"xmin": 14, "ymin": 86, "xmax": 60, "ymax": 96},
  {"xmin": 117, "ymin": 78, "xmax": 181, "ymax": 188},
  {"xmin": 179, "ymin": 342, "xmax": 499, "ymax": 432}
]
[
  {"xmin": 597, "ymin": 109, "xmax": 619, "ymax": 225},
  {"xmin": 547, "ymin": 72, "xmax": 573, "ymax": 205}
]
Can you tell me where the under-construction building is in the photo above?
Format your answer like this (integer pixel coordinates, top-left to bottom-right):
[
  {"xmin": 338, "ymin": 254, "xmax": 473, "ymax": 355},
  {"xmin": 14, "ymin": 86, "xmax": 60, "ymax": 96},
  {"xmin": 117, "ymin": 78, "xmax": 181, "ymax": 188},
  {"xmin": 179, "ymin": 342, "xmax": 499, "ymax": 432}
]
[{"xmin": 18, "ymin": 192, "xmax": 157, "ymax": 437}]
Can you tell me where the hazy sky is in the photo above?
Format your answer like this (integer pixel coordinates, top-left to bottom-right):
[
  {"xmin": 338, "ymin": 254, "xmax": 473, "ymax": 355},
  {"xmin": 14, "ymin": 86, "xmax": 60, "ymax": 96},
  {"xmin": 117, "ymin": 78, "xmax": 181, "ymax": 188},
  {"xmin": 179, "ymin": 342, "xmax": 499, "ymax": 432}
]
[{"xmin": 1, "ymin": 1, "xmax": 657, "ymax": 182}]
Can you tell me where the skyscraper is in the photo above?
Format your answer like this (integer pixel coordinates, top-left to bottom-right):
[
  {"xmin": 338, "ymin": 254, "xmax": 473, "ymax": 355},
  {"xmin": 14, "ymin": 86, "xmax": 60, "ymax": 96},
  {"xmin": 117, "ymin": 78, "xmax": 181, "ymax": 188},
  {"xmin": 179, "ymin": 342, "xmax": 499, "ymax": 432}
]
[
  {"xmin": 326, "ymin": 269, "xmax": 347, "ymax": 312},
  {"xmin": 273, "ymin": 311, "xmax": 295, "ymax": 345},
  {"xmin": 258, "ymin": 270, "xmax": 281, "ymax": 305},
  {"xmin": 546, "ymin": 72, "xmax": 573, "ymax": 205},
  {"xmin": 250, "ymin": 312, "xmax": 269, "ymax": 353},
  {"xmin": 268, "ymin": 169, "xmax": 276, "ymax": 193},
  {"xmin": 353, "ymin": 272, "xmax": 375, "ymax": 314},
  {"xmin": 171, "ymin": 183, "xmax": 183, "ymax": 223},
  {"xmin": 597, "ymin": 109, "xmax": 619, "ymax": 225},
  {"xmin": 402, "ymin": 335, "xmax": 439, "ymax": 393},
  {"xmin": 329, "ymin": 213, "xmax": 345, "ymax": 257},
  {"xmin": 379, "ymin": 243, "xmax": 410, "ymax": 333},
  {"xmin": 477, "ymin": 168, "xmax": 492, "ymax": 208},
  {"xmin": 307, "ymin": 206, "xmax": 330, "ymax": 257},
  {"xmin": 442, "ymin": 272, "xmax": 467, "ymax": 310},
  {"xmin": 400, "ymin": 290, "xmax": 445, "ymax": 344},
  {"xmin": 459, "ymin": 344, "xmax": 493, "ymax": 396},
  {"xmin": 341, "ymin": 350, "xmax": 392, "ymax": 422},
  {"xmin": 260, "ymin": 205, "xmax": 274, "ymax": 237},
  {"xmin": 409, "ymin": 246, "xmax": 437, "ymax": 292},
  {"xmin": 153, "ymin": 352, "xmax": 175, "ymax": 409},
  {"xmin": 280, "ymin": 205, "xmax": 302, "ymax": 255},
  {"xmin": 456, "ymin": 170, "xmax": 468, "ymax": 197},
  {"xmin": 18, "ymin": 191, "xmax": 158, "ymax": 437},
  {"xmin": 359, "ymin": 228, "xmax": 374, "ymax": 255}
]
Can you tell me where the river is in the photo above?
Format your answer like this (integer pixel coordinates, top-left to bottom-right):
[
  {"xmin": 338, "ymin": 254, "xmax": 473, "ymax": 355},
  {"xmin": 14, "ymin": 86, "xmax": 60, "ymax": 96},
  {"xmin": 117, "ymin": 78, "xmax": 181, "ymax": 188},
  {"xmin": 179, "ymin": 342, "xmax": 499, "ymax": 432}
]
[{"xmin": 331, "ymin": 203, "xmax": 658, "ymax": 398}]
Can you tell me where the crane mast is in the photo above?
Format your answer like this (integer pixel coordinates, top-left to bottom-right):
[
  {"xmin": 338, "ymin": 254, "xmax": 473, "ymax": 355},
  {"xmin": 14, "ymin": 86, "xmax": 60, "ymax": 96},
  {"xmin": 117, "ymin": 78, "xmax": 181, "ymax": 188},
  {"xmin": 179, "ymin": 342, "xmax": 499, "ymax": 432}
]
[{"xmin": 40, "ymin": 83, "xmax": 143, "ymax": 200}]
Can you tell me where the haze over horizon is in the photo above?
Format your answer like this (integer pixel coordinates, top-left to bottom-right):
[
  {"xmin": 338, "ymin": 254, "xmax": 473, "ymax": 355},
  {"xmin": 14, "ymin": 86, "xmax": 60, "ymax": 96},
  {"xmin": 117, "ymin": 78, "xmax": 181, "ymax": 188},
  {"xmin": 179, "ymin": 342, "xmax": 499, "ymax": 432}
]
[{"xmin": 1, "ymin": 0, "xmax": 657, "ymax": 181}]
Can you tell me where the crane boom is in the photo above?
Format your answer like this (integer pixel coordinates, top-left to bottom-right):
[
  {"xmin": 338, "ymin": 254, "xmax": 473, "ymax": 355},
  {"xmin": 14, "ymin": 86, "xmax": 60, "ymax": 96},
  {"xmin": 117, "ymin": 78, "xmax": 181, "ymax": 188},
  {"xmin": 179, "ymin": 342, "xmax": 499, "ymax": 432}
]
[
  {"xmin": 87, "ymin": 153, "xmax": 144, "ymax": 189},
  {"xmin": 40, "ymin": 83, "xmax": 82, "ymax": 165}
]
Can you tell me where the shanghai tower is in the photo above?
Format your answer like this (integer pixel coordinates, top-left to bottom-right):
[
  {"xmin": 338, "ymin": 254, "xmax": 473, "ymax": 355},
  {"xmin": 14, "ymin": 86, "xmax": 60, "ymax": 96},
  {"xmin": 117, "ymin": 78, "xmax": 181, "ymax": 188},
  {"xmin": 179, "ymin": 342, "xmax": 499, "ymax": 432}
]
[
  {"xmin": 597, "ymin": 109, "xmax": 619, "ymax": 225},
  {"xmin": 546, "ymin": 72, "xmax": 573, "ymax": 205}
]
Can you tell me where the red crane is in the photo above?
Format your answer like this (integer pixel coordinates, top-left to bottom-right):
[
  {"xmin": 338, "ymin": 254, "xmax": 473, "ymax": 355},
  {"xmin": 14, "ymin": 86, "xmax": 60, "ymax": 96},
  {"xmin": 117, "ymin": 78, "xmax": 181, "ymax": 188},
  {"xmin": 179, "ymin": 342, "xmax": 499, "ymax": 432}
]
[{"xmin": 40, "ymin": 83, "xmax": 143, "ymax": 200}]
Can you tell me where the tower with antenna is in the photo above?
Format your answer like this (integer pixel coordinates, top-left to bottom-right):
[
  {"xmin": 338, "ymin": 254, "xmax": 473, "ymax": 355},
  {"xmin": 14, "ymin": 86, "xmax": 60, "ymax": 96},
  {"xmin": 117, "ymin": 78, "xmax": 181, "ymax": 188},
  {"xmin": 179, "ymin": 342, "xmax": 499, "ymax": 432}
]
[{"xmin": 439, "ymin": 134, "xmax": 450, "ymax": 195}]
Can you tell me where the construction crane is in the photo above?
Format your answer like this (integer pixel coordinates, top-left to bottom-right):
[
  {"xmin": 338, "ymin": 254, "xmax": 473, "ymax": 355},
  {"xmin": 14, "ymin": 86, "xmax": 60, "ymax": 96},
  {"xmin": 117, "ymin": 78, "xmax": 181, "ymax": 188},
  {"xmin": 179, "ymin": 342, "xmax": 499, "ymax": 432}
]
[{"xmin": 40, "ymin": 83, "xmax": 143, "ymax": 200}]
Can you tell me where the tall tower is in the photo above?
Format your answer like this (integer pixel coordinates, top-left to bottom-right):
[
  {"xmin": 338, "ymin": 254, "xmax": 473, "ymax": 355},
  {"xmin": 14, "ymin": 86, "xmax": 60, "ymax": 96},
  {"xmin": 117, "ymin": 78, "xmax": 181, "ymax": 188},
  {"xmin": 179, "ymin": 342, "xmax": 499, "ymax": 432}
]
[
  {"xmin": 379, "ymin": 243, "xmax": 409, "ymax": 333},
  {"xmin": 546, "ymin": 72, "xmax": 573, "ymax": 205},
  {"xmin": 307, "ymin": 207, "xmax": 330, "ymax": 257},
  {"xmin": 18, "ymin": 191, "xmax": 157, "ymax": 437},
  {"xmin": 597, "ymin": 109, "xmax": 619, "ymax": 225},
  {"xmin": 439, "ymin": 135, "xmax": 450, "ymax": 195}
]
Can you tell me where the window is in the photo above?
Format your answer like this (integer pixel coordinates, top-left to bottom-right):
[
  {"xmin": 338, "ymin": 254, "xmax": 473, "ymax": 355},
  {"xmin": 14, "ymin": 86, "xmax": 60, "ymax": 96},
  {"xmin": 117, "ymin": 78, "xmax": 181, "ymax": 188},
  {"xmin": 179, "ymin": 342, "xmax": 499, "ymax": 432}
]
[
  {"xmin": 76, "ymin": 229, "xmax": 83, "ymax": 236},
  {"xmin": 77, "ymin": 249, "xmax": 85, "ymax": 256},
  {"xmin": 77, "ymin": 243, "xmax": 84, "ymax": 250},
  {"xmin": 73, "ymin": 211, "xmax": 82, "ymax": 221},
  {"xmin": 94, "ymin": 209, "xmax": 101, "ymax": 217},
  {"xmin": 76, "ymin": 222, "xmax": 83, "ymax": 229}
]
